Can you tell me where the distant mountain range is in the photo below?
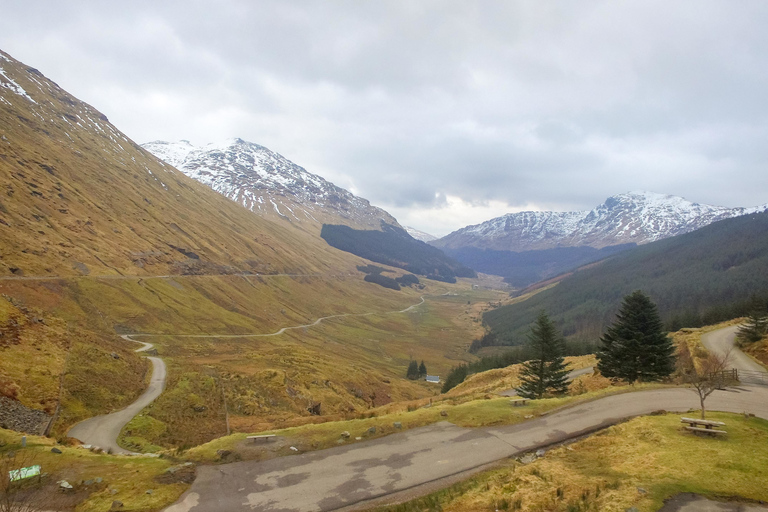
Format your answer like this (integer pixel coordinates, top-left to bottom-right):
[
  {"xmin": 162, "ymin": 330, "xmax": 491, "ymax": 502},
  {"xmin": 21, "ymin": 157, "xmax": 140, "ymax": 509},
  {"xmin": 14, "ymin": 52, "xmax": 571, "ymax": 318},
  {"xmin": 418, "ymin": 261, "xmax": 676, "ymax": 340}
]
[
  {"xmin": 433, "ymin": 191, "xmax": 768, "ymax": 252},
  {"xmin": 142, "ymin": 139, "xmax": 399, "ymax": 231},
  {"xmin": 482, "ymin": 209, "xmax": 768, "ymax": 345}
]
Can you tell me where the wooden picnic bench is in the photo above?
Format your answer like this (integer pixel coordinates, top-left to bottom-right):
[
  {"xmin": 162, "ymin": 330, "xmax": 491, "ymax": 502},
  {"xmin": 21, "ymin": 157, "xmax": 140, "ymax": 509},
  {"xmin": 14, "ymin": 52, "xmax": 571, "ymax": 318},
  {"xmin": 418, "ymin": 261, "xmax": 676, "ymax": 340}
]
[
  {"xmin": 247, "ymin": 434, "xmax": 276, "ymax": 443},
  {"xmin": 510, "ymin": 398, "xmax": 530, "ymax": 407},
  {"xmin": 681, "ymin": 417, "xmax": 726, "ymax": 436}
]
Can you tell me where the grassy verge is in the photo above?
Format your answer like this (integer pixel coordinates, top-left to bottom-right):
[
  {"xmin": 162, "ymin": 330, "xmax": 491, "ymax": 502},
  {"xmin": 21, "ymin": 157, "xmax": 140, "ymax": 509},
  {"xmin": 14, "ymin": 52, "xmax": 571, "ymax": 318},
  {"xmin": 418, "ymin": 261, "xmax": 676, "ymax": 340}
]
[
  {"xmin": 182, "ymin": 382, "xmax": 668, "ymax": 464},
  {"xmin": 0, "ymin": 429, "xmax": 188, "ymax": 512},
  {"xmin": 374, "ymin": 411, "xmax": 768, "ymax": 512}
]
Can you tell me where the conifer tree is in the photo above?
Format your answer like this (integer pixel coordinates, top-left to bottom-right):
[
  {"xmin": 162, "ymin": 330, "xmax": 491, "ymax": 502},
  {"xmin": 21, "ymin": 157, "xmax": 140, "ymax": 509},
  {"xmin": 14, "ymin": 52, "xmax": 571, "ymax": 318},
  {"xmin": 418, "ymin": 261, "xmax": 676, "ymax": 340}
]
[
  {"xmin": 517, "ymin": 312, "xmax": 570, "ymax": 399},
  {"xmin": 597, "ymin": 290, "xmax": 675, "ymax": 383},
  {"xmin": 418, "ymin": 360, "xmax": 427, "ymax": 378},
  {"xmin": 406, "ymin": 360, "xmax": 419, "ymax": 380},
  {"xmin": 736, "ymin": 309, "xmax": 768, "ymax": 344}
]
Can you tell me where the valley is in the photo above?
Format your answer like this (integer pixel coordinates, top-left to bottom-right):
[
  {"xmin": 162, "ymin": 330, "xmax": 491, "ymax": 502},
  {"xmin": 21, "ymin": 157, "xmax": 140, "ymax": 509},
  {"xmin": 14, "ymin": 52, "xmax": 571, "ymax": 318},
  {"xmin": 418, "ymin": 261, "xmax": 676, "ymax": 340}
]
[{"xmin": 2, "ymin": 35, "xmax": 768, "ymax": 512}]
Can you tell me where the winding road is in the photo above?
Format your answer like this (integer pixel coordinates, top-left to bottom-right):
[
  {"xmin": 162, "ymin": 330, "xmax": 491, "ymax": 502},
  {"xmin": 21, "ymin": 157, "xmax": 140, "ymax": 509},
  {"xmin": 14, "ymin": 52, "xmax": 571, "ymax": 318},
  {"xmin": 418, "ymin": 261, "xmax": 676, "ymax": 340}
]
[
  {"xmin": 163, "ymin": 324, "xmax": 768, "ymax": 512},
  {"xmin": 66, "ymin": 296, "xmax": 428, "ymax": 452},
  {"xmin": 702, "ymin": 325, "xmax": 768, "ymax": 383},
  {"xmin": 67, "ymin": 336, "xmax": 166, "ymax": 454}
]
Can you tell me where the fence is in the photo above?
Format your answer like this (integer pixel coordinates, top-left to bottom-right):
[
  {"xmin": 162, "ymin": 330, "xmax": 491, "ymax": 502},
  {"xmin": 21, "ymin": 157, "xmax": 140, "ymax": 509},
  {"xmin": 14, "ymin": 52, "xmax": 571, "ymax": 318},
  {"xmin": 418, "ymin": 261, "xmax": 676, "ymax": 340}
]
[{"xmin": 737, "ymin": 369, "xmax": 768, "ymax": 386}]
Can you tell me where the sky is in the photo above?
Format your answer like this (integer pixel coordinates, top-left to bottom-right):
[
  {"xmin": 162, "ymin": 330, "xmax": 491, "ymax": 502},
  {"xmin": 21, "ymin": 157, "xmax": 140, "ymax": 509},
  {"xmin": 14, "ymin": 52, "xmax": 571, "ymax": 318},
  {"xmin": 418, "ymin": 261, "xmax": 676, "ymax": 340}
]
[{"xmin": 2, "ymin": 1, "xmax": 768, "ymax": 237}]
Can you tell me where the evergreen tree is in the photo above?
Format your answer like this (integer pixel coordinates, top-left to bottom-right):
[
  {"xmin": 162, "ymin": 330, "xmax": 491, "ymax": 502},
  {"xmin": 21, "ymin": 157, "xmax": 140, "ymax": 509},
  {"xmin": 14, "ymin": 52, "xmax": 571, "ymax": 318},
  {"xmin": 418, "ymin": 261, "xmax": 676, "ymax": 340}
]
[
  {"xmin": 418, "ymin": 360, "xmax": 427, "ymax": 378},
  {"xmin": 597, "ymin": 290, "xmax": 676, "ymax": 383},
  {"xmin": 517, "ymin": 312, "xmax": 570, "ymax": 399},
  {"xmin": 406, "ymin": 360, "xmax": 419, "ymax": 380},
  {"xmin": 736, "ymin": 309, "xmax": 768, "ymax": 344}
]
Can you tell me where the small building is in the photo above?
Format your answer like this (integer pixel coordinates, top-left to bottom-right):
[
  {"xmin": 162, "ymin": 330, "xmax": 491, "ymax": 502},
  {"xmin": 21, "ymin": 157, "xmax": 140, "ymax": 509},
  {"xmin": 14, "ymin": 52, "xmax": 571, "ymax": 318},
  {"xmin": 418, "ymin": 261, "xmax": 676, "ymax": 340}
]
[{"xmin": 425, "ymin": 375, "xmax": 440, "ymax": 384}]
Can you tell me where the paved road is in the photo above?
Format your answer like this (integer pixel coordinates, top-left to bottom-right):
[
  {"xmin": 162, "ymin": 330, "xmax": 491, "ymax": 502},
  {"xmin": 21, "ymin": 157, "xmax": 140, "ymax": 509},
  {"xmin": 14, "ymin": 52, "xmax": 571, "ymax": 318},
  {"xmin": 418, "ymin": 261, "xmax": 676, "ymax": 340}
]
[
  {"xmin": 67, "ymin": 336, "xmax": 166, "ymax": 454},
  {"xmin": 701, "ymin": 325, "xmax": 768, "ymax": 381},
  {"xmin": 163, "ymin": 325, "xmax": 768, "ymax": 512}
]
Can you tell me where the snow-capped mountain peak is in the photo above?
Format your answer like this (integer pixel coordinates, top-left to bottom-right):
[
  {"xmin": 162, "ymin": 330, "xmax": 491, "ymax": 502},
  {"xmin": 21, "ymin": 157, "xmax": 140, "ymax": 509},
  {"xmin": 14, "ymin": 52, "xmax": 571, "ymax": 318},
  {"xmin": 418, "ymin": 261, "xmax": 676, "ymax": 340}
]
[
  {"xmin": 433, "ymin": 191, "xmax": 768, "ymax": 251},
  {"xmin": 142, "ymin": 139, "xmax": 399, "ymax": 230}
]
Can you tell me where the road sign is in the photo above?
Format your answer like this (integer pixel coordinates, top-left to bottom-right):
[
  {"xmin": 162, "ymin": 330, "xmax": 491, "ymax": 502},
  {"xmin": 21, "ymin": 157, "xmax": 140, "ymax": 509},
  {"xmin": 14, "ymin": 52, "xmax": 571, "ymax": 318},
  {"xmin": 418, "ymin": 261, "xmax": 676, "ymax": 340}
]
[{"xmin": 9, "ymin": 465, "xmax": 41, "ymax": 482}]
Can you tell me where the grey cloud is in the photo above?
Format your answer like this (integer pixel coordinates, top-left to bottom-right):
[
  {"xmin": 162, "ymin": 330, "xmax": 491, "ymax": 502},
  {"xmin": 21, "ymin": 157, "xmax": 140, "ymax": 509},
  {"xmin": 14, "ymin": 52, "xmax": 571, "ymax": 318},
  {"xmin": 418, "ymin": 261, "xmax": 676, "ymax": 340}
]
[{"xmin": 1, "ymin": 0, "xmax": 767, "ymax": 232}]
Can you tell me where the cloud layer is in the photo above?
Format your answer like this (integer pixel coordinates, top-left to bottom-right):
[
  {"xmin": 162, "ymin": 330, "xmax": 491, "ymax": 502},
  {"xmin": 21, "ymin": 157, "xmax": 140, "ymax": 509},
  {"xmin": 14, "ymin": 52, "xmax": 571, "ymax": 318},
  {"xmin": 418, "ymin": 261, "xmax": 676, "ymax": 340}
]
[{"xmin": 3, "ymin": 1, "xmax": 767, "ymax": 235}]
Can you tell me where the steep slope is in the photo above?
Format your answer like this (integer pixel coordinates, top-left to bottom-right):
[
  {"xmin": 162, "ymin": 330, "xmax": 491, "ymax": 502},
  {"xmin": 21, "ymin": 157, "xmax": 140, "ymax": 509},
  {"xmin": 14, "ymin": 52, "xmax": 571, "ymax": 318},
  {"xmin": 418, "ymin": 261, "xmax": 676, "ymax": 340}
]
[
  {"xmin": 0, "ymin": 50, "xmax": 351, "ymax": 278},
  {"xmin": 434, "ymin": 191, "xmax": 768, "ymax": 252},
  {"xmin": 142, "ymin": 139, "xmax": 399, "ymax": 231},
  {"xmin": 321, "ymin": 222, "xmax": 476, "ymax": 283},
  {"xmin": 0, "ymin": 49, "xmax": 492, "ymax": 446},
  {"xmin": 482, "ymin": 210, "xmax": 768, "ymax": 344}
]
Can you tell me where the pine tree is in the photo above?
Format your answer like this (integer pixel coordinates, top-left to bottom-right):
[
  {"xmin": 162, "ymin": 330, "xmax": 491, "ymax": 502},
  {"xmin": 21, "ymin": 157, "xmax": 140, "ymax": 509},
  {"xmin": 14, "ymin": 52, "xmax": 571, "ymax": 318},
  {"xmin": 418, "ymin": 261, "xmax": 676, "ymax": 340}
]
[
  {"xmin": 736, "ymin": 309, "xmax": 768, "ymax": 344},
  {"xmin": 517, "ymin": 312, "xmax": 570, "ymax": 399},
  {"xmin": 597, "ymin": 290, "xmax": 675, "ymax": 383},
  {"xmin": 406, "ymin": 360, "xmax": 419, "ymax": 380},
  {"xmin": 418, "ymin": 360, "xmax": 427, "ymax": 378}
]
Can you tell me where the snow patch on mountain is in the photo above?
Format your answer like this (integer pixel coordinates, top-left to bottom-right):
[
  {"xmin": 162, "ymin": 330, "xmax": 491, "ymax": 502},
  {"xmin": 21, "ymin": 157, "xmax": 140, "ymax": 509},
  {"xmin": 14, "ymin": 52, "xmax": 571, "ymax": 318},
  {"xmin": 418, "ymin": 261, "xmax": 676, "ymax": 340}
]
[
  {"xmin": 405, "ymin": 226, "xmax": 438, "ymax": 242},
  {"xmin": 142, "ymin": 138, "xmax": 399, "ymax": 230},
  {"xmin": 434, "ymin": 191, "xmax": 768, "ymax": 251}
]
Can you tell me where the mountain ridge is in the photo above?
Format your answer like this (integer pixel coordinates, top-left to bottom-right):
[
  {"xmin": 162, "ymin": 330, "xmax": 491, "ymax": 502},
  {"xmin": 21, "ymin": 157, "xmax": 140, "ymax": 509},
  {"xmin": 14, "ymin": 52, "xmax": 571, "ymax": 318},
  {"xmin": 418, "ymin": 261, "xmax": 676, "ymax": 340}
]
[
  {"xmin": 433, "ymin": 191, "xmax": 768, "ymax": 252},
  {"xmin": 142, "ymin": 139, "xmax": 399, "ymax": 232}
]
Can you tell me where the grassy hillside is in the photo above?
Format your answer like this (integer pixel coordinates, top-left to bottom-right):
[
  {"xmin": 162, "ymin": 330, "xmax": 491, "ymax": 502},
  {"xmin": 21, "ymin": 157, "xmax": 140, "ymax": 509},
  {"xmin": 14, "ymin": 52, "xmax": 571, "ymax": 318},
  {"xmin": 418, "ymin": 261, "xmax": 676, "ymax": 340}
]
[
  {"xmin": 0, "ymin": 295, "xmax": 147, "ymax": 436},
  {"xmin": 0, "ymin": 50, "xmax": 359, "ymax": 278},
  {"xmin": 0, "ymin": 48, "xmax": 506, "ymax": 446},
  {"xmin": 483, "ymin": 211, "xmax": 768, "ymax": 344}
]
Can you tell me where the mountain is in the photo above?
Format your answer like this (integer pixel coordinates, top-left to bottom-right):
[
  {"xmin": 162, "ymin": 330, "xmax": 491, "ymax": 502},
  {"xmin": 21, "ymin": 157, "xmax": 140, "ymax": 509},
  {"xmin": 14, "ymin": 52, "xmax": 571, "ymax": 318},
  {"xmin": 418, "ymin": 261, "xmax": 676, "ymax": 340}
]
[
  {"xmin": 405, "ymin": 226, "xmax": 437, "ymax": 242},
  {"xmin": 142, "ymin": 139, "xmax": 399, "ymax": 231},
  {"xmin": 0, "ymin": 51, "xmax": 351, "ymax": 278},
  {"xmin": 0, "ymin": 49, "xmax": 479, "ymax": 446},
  {"xmin": 481, "ymin": 210, "xmax": 768, "ymax": 346},
  {"xmin": 433, "ymin": 191, "xmax": 768, "ymax": 252}
]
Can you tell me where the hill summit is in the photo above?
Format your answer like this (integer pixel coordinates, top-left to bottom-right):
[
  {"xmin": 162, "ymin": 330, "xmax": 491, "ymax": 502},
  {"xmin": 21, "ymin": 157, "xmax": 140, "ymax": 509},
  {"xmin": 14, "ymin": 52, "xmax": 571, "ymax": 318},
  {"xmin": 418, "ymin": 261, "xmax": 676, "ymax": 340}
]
[{"xmin": 142, "ymin": 139, "xmax": 399, "ymax": 231}]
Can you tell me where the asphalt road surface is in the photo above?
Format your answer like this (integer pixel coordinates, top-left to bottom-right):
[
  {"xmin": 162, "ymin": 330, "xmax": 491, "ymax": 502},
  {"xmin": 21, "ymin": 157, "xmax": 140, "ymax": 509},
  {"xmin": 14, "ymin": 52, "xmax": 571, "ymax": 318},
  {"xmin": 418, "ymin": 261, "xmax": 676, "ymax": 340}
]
[
  {"xmin": 702, "ymin": 325, "xmax": 768, "ymax": 384},
  {"xmin": 67, "ymin": 336, "xmax": 166, "ymax": 454},
  {"xmin": 164, "ymin": 324, "xmax": 768, "ymax": 512}
]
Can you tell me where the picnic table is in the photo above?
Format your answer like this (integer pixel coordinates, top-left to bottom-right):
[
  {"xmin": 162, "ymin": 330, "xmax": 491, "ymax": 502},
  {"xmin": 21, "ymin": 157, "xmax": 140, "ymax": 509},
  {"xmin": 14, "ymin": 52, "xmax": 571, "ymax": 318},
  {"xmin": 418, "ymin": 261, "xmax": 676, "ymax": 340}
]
[{"xmin": 680, "ymin": 417, "xmax": 726, "ymax": 436}]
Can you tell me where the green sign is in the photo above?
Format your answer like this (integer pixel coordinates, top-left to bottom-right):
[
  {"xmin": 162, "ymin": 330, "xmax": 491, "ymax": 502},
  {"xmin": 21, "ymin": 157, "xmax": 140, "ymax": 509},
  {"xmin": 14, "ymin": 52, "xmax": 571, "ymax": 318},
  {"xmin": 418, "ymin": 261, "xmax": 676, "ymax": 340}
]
[{"xmin": 9, "ymin": 465, "xmax": 41, "ymax": 482}]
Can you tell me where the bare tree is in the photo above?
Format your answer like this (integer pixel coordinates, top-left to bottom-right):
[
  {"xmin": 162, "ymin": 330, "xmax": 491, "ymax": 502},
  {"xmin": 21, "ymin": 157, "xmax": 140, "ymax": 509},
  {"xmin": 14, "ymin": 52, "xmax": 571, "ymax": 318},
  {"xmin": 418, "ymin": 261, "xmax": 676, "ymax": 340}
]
[{"xmin": 677, "ymin": 342, "xmax": 734, "ymax": 419}]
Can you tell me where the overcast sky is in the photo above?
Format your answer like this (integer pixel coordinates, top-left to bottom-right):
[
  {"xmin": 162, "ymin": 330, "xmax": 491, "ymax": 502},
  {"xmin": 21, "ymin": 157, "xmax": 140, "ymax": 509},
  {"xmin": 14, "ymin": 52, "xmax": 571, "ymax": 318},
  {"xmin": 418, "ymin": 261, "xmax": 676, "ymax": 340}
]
[{"xmin": 2, "ymin": 1, "xmax": 768, "ymax": 236}]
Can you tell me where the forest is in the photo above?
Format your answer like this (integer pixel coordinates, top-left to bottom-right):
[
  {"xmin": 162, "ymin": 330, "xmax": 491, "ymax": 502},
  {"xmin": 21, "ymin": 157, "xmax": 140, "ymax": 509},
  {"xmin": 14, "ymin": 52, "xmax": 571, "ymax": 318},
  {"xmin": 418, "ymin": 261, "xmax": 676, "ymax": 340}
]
[{"xmin": 322, "ymin": 222, "xmax": 476, "ymax": 282}]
